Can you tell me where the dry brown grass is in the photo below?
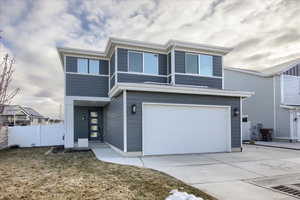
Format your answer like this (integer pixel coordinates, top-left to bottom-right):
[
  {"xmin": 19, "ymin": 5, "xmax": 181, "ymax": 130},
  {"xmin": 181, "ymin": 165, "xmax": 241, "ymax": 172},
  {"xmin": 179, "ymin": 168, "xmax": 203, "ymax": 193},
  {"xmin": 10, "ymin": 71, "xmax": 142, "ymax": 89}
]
[{"xmin": 0, "ymin": 147, "xmax": 216, "ymax": 200}]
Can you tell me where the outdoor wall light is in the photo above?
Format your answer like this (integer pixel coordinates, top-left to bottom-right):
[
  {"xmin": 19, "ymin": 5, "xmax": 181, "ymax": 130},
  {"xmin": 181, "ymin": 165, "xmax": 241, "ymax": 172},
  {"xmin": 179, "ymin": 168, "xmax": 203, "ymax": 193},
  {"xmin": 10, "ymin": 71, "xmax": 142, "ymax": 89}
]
[
  {"xmin": 233, "ymin": 108, "xmax": 240, "ymax": 117},
  {"xmin": 131, "ymin": 104, "xmax": 137, "ymax": 114},
  {"xmin": 294, "ymin": 117, "xmax": 298, "ymax": 122}
]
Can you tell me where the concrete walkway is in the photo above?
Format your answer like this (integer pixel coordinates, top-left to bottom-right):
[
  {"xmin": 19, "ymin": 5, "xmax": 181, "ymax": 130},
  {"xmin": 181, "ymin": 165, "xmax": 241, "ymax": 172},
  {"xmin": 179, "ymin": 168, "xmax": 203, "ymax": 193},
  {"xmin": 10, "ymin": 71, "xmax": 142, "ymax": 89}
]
[
  {"xmin": 92, "ymin": 145, "xmax": 300, "ymax": 200},
  {"xmin": 254, "ymin": 141, "xmax": 300, "ymax": 150}
]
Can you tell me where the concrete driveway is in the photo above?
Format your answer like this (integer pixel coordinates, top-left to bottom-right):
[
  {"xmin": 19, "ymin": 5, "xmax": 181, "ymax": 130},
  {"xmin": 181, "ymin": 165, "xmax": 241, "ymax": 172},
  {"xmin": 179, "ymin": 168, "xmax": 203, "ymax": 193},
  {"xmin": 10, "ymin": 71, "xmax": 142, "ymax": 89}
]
[{"xmin": 93, "ymin": 145, "xmax": 300, "ymax": 200}]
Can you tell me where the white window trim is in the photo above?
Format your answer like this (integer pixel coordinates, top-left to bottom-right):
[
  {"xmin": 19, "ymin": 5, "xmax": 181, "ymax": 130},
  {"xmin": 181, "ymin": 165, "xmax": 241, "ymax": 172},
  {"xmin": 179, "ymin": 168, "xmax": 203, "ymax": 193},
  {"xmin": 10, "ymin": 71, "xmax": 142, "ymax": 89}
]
[
  {"xmin": 185, "ymin": 53, "xmax": 214, "ymax": 77},
  {"xmin": 127, "ymin": 50, "xmax": 159, "ymax": 75}
]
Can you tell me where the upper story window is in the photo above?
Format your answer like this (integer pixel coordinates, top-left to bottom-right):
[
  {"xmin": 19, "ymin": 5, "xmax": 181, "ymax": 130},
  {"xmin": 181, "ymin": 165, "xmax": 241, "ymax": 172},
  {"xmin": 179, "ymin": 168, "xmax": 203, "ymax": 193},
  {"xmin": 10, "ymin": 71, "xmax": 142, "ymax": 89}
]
[
  {"xmin": 77, "ymin": 58, "xmax": 100, "ymax": 75},
  {"xmin": 185, "ymin": 53, "xmax": 213, "ymax": 76},
  {"xmin": 89, "ymin": 59, "xmax": 99, "ymax": 74},
  {"xmin": 128, "ymin": 51, "xmax": 158, "ymax": 75},
  {"xmin": 78, "ymin": 58, "xmax": 88, "ymax": 73}
]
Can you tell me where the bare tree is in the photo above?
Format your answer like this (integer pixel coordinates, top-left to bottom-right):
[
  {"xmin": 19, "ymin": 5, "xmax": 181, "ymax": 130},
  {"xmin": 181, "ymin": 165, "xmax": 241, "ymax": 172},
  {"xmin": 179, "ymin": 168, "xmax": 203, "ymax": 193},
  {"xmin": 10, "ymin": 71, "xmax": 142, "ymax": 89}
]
[{"xmin": 0, "ymin": 54, "xmax": 20, "ymax": 114}]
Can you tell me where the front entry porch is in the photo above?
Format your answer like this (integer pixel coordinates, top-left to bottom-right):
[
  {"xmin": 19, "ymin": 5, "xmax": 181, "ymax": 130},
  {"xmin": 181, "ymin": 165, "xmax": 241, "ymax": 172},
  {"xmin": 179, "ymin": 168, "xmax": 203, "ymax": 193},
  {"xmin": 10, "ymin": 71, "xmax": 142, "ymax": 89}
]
[{"xmin": 64, "ymin": 96, "xmax": 110, "ymax": 148}]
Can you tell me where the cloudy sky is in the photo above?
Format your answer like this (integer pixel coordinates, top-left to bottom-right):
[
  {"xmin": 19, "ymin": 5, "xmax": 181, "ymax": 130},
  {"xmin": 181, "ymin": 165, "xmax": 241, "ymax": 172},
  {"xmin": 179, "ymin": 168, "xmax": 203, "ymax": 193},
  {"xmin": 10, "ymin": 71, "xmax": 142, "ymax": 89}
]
[{"xmin": 1, "ymin": 0, "xmax": 300, "ymax": 118}]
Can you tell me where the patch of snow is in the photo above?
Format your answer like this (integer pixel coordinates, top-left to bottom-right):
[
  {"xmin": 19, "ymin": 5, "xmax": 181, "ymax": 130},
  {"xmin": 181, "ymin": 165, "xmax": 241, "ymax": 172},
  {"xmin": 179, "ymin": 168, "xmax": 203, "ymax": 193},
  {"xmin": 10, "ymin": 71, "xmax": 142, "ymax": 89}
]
[{"xmin": 165, "ymin": 189, "xmax": 203, "ymax": 200}]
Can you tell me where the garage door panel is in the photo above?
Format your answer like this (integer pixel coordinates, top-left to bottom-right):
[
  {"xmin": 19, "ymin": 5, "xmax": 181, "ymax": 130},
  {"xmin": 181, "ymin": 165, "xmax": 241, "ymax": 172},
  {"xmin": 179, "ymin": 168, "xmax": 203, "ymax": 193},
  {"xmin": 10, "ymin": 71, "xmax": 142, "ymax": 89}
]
[{"xmin": 143, "ymin": 104, "xmax": 231, "ymax": 155}]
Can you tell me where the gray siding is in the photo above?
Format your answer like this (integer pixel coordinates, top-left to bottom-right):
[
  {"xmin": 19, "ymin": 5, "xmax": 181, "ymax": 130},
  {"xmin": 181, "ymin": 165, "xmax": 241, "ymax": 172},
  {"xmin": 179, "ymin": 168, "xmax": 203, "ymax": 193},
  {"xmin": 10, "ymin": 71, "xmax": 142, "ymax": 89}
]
[
  {"xmin": 274, "ymin": 75, "xmax": 291, "ymax": 138},
  {"xmin": 117, "ymin": 48, "xmax": 128, "ymax": 72},
  {"xmin": 175, "ymin": 74, "xmax": 222, "ymax": 88},
  {"xmin": 100, "ymin": 60, "xmax": 109, "ymax": 75},
  {"xmin": 104, "ymin": 93, "xmax": 124, "ymax": 150},
  {"xmin": 118, "ymin": 73, "xmax": 167, "ymax": 83},
  {"xmin": 284, "ymin": 64, "xmax": 300, "ymax": 76},
  {"xmin": 159, "ymin": 54, "xmax": 167, "ymax": 75},
  {"xmin": 66, "ymin": 56, "xmax": 77, "ymax": 72},
  {"xmin": 74, "ymin": 106, "xmax": 103, "ymax": 142},
  {"xmin": 213, "ymin": 56, "xmax": 222, "ymax": 76},
  {"xmin": 175, "ymin": 51, "xmax": 185, "ymax": 73},
  {"xmin": 126, "ymin": 91, "xmax": 241, "ymax": 152},
  {"xmin": 66, "ymin": 74, "xmax": 108, "ymax": 97},
  {"xmin": 110, "ymin": 52, "xmax": 115, "ymax": 75},
  {"xmin": 224, "ymin": 69, "xmax": 275, "ymax": 131}
]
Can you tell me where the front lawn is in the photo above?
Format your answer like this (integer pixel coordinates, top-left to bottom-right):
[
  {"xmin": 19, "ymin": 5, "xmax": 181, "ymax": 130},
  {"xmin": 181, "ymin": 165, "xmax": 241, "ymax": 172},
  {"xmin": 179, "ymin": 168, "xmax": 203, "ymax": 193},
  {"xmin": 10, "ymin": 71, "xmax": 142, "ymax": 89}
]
[{"xmin": 0, "ymin": 147, "xmax": 215, "ymax": 200}]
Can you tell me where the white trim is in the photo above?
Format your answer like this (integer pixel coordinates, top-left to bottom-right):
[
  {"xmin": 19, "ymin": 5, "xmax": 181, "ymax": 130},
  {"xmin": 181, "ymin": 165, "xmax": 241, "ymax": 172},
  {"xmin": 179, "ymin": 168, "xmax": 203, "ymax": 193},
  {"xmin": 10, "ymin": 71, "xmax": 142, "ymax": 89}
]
[
  {"xmin": 280, "ymin": 74, "xmax": 284, "ymax": 104},
  {"xmin": 110, "ymin": 73, "xmax": 116, "ymax": 80},
  {"xmin": 115, "ymin": 47, "xmax": 118, "ymax": 86},
  {"xmin": 175, "ymin": 73, "xmax": 222, "ymax": 79},
  {"xmin": 280, "ymin": 105, "xmax": 300, "ymax": 110},
  {"xmin": 117, "ymin": 71, "xmax": 167, "ymax": 77},
  {"xmin": 290, "ymin": 111, "xmax": 295, "ymax": 140},
  {"xmin": 123, "ymin": 90, "xmax": 127, "ymax": 152},
  {"xmin": 141, "ymin": 102, "xmax": 232, "ymax": 155},
  {"xmin": 108, "ymin": 59, "xmax": 110, "ymax": 92},
  {"xmin": 66, "ymin": 72, "xmax": 109, "ymax": 77},
  {"xmin": 61, "ymin": 52, "xmax": 108, "ymax": 60},
  {"xmin": 222, "ymin": 57, "xmax": 224, "ymax": 89},
  {"xmin": 109, "ymin": 82, "xmax": 254, "ymax": 98},
  {"xmin": 224, "ymin": 67, "xmax": 269, "ymax": 77},
  {"xmin": 65, "ymin": 96, "xmax": 110, "ymax": 103},
  {"xmin": 273, "ymin": 76, "xmax": 277, "ymax": 137},
  {"xmin": 127, "ymin": 50, "xmax": 159, "ymax": 76},
  {"xmin": 171, "ymin": 47, "xmax": 175, "ymax": 85}
]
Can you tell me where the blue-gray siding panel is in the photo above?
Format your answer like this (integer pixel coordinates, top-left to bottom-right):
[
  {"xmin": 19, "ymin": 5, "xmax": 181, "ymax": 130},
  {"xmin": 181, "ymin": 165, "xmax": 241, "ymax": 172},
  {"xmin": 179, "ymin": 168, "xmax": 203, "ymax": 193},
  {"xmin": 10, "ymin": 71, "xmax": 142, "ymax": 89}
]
[
  {"xmin": 159, "ymin": 54, "xmax": 167, "ymax": 75},
  {"xmin": 110, "ymin": 52, "xmax": 115, "ymax": 76},
  {"xmin": 117, "ymin": 48, "xmax": 128, "ymax": 72},
  {"xmin": 118, "ymin": 73, "xmax": 167, "ymax": 83},
  {"xmin": 175, "ymin": 51, "xmax": 185, "ymax": 73},
  {"xmin": 126, "ymin": 91, "xmax": 241, "ymax": 152},
  {"xmin": 100, "ymin": 60, "xmax": 109, "ymax": 75},
  {"xmin": 66, "ymin": 74, "xmax": 108, "ymax": 97},
  {"xmin": 175, "ymin": 74, "xmax": 222, "ymax": 89},
  {"xmin": 213, "ymin": 56, "xmax": 222, "ymax": 77},
  {"xmin": 66, "ymin": 56, "xmax": 77, "ymax": 72},
  {"xmin": 104, "ymin": 93, "xmax": 124, "ymax": 150}
]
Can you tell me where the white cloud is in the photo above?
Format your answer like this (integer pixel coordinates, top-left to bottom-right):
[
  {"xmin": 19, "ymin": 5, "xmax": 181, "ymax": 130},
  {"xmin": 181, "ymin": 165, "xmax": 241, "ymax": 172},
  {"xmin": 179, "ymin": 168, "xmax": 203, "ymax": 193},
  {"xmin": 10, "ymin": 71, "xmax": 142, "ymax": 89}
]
[{"xmin": 1, "ymin": 0, "xmax": 300, "ymax": 117}]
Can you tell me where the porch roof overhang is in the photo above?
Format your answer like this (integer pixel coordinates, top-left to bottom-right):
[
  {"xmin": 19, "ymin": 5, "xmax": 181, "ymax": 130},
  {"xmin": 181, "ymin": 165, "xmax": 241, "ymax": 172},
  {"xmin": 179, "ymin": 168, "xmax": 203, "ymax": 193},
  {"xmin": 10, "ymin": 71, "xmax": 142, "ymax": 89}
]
[
  {"xmin": 65, "ymin": 96, "xmax": 111, "ymax": 106},
  {"xmin": 280, "ymin": 105, "xmax": 300, "ymax": 110},
  {"xmin": 109, "ymin": 83, "xmax": 254, "ymax": 98}
]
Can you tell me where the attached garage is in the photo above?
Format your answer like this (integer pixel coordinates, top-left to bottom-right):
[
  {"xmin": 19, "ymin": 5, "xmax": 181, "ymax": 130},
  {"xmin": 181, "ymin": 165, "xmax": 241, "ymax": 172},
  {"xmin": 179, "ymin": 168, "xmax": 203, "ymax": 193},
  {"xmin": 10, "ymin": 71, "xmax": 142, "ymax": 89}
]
[{"xmin": 142, "ymin": 103, "xmax": 231, "ymax": 155}]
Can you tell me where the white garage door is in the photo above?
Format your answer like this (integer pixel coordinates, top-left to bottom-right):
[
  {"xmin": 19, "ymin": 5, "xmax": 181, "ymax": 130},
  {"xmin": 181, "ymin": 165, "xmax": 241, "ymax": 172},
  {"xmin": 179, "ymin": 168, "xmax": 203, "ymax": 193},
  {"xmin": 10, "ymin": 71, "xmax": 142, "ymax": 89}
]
[{"xmin": 142, "ymin": 103, "xmax": 231, "ymax": 155}]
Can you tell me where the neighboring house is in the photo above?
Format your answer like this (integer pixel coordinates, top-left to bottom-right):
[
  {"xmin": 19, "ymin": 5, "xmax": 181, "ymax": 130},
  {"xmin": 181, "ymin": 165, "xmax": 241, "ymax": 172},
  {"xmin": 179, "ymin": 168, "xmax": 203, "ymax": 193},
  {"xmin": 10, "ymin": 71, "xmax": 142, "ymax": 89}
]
[
  {"xmin": 224, "ymin": 58, "xmax": 300, "ymax": 141},
  {"xmin": 0, "ymin": 105, "xmax": 48, "ymax": 126},
  {"xmin": 57, "ymin": 37, "xmax": 252, "ymax": 156}
]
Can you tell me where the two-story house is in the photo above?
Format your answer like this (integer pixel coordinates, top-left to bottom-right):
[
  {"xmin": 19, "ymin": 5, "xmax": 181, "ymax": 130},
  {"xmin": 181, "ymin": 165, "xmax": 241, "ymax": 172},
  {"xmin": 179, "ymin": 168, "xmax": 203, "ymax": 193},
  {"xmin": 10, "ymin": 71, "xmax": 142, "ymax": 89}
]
[
  {"xmin": 57, "ymin": 38, "xmax": 252, "ymax": 156},
  {"xmin": 225, "ymin": 58, "xmax": 300, "ymax": 142}
]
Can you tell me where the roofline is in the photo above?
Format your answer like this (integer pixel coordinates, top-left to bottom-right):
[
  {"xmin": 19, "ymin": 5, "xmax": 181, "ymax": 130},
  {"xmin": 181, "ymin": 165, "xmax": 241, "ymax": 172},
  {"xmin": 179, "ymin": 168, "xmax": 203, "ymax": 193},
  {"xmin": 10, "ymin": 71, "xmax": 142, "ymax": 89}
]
[
  {"xmin": 109, "ymin": 83, "xmax": 254, "ymax": 98},
  {"xmin": 57, "ymin": 37, "xmax": 233, "ymax": 69},
  {"xmin": 224, "ymin": 67, "xmax": 271, "ymax": 77}
]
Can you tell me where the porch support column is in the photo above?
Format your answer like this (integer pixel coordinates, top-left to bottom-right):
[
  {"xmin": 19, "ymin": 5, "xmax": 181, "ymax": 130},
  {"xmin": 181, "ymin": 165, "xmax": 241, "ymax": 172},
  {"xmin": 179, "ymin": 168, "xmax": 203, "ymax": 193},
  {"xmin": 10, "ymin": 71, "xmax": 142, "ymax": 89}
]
[{"xmin": 64, "ymin": 98, "xmax": 74, "ymax": 148}]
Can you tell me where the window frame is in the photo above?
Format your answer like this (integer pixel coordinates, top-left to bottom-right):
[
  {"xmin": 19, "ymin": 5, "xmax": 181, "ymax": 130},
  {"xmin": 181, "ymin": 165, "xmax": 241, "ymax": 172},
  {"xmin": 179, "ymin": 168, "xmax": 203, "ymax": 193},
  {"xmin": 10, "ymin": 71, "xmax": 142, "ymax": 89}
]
[
  {"xmin": 128, "ymin": 50, "xmax": 159, "ymax": 75},
  {"xmin": 77, "ymin": 58, "xmax": 89, "ymax": 74},
  {"xmin": 184, "ymin": 53, "xmax": 214, "ymax": 77},
  {"xmin": 88, "ymin": 59, "xmax": 100, "ymax": 75}
]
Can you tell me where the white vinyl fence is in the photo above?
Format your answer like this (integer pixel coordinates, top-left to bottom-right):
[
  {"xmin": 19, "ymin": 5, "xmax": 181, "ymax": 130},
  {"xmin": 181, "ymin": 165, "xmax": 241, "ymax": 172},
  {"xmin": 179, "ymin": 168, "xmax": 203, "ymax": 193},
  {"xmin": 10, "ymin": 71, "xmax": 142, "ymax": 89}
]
[
  {"xmin": 242, "ymin": 121, "xmax": 252, "ymax": 141},
  {"xmin": 8, "ymin": 124, "xmax": 64, "ymax": 147}
]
